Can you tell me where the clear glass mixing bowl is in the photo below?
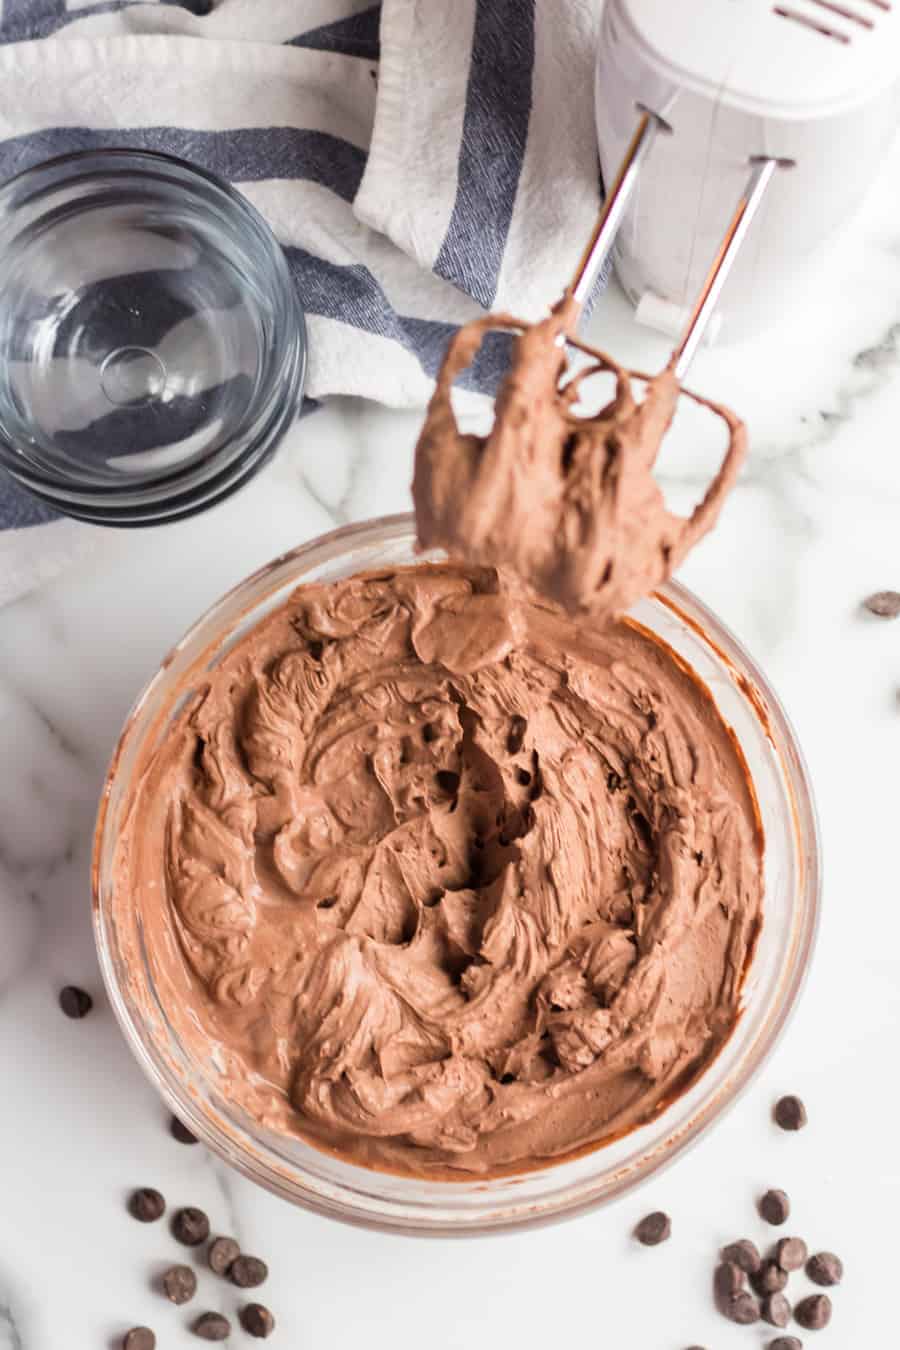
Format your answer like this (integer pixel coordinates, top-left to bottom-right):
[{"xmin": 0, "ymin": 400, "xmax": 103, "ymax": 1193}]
[
  {"xmin": 0, "ymin": 149, "xmax": 306, "ymax": 525},
  {"xmin": 93, "ymin": 516, "xmax": 820, "ymax": 1235}
]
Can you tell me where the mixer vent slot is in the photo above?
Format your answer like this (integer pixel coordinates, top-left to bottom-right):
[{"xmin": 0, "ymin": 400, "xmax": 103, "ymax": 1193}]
[
  {"xmin": 772, "ymin": 7, "xmax": 850, "ymax": 39},
  {"xmin": 774, "ymin": 0, "xmax": 888, "ymax": 38}
]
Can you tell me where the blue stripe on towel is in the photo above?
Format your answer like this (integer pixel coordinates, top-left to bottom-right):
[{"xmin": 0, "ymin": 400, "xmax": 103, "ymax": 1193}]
[
  {"xmin": 434, "ymin": 0, "xmax": 534, "ymax": 309},
  {"xmin": 289, "ymin": 4, "xmax": 381, "ymax": 61},
  {"xmin": 0, "ymin": 125, "xmax": 367, "ymax": 199},
  {"xmin": 0, "ymin": 471, "xmax": 60, "ymax": 527},
  {"xmin": 284, "ymin": 245, "xmax": 512, "ymax": 392}
]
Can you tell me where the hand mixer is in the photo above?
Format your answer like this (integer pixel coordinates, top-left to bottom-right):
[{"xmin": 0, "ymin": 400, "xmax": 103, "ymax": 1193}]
[
  {"xmin": 413, "ymin": 108, "xmax": 769, "ymax": 617},
  {"xmin": 593, "ymin": 0, "xmax": 900, "ymax": 340}
]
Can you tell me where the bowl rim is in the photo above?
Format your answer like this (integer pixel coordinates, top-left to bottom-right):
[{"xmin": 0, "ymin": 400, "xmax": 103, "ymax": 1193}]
[{"xmin": 92, "ymin": 513, "xmax": 822, "ymax": 1234}]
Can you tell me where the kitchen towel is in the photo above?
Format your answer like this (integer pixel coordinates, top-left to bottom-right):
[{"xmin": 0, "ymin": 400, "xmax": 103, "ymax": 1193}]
[{"xmin": 0, "ymin": 0, "xmax": 604, "ymax": 606}]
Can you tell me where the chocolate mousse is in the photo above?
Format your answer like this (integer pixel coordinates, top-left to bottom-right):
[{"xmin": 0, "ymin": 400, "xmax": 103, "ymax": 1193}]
[
  {"xmin": 116, "ymin": 562, "xmax": 763, "ymax": 1177},
  {"xmin": 413, "ymin": 296, "xmax": 746, "ymax": 618}
]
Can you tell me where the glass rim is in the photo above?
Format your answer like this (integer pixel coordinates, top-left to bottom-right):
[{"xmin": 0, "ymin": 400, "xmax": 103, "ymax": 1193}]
[{"xmin": 92, "ymin": 514, "xmax": 822, "ymax": 1234}]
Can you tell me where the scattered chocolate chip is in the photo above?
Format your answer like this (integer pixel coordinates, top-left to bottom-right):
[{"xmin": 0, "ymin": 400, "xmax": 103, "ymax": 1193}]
[
  {"xmin": 723, "ymin": 1291, "xmax": 761, "ymax": 1325},
  {"xmin": 864, "ymin": 590, "xmax": 900, "ymax": 618},
  {"xmin": 806, "ymin": 1251, "xmax": 843, "ymax": 1286},
  {"xmin": 714, "ymin": 1262, "xmax": 745, "ymax": 1304},
  {"xmin": 775, "ymin": 1237, "xmax": 808, "ymax": 1272},
  {"xmin": 795, "ymin": 1293, "xmax": 832, "ymax": 1330},
  {"xmin": 634, "ymin": 1211, "xmax": 671, "ymax": 1246},
  {"xmin": 208, "ymin": 1235, "xmax": 241, "ymax": 1276},
  {"xmin": 721, "ymin": 1239, "xmax": 762, "ymax": 1275},
  {"xmin": 172, "ymin": 1206, "xmax": 210, "ymax": 1246},
  {"xmin": 162, "ymin": 1265, "xmax": 197, "ymax": 1305},
  {"xmin": 170, "ymin": 1114, "xmax": 198, "ymax": 1145},
  {"xmin": 754, "ymin": 1260, "xmax": 789, "ymax": 1296},
  {"xmin": 240, "ymin": 1303, "xmax": 276, "ymax": 1339},
  {"xmin": 507, "ymin": 714, "xmax": 527, "ymax": 755},
  {"xmin": 774, "ymin": 1095, "xmax": 808, "ymax": 1131},
  {"xmin": 59, "ymin": 985, "xmax": 92, "ymax": 1019},
  {"xmin": 123, "ymin": 1329, "xmax": 155, "ymax": 1350},
  {"xmin": 128, "ymin": 1188, "xmax": 166, "ymax": 1223},
  {"xmin": 759, "ymin": 1188, "xmax": 791, "ymax": 1225},
  {"xmin": 193, "ymin": 1311, "xmax": 231, "ymax": 1341},
  {"xmin": 769, "ymin": 1340, "xmax": 802, "ymax": 1350},
  {"xmin": 762, "ymin": 1292, "xmax": 792, "ymax": 1328},
  {"xmin": 229, "ymin": 1254, "xmax": 269, "ymax": 1288}
]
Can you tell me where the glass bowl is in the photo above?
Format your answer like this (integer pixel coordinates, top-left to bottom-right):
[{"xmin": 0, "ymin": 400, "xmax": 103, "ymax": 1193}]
[
  {"xmin": 0, "ymin": 149, "xmax": 305, "ymax": 525},
  {"xmin": 92, "ymin": 515, "xmax": 820, "ymax": 1235}
]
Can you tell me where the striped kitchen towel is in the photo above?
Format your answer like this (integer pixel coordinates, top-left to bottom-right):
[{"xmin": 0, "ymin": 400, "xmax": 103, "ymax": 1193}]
[{"xmin": 0, "ymin": 0, "xmax": 604, "ymax": 606}]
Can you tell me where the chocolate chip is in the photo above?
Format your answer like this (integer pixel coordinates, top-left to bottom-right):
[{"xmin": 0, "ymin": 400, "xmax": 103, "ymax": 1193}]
[
  {"xmin": 775, "ymin": 1237, "xmax": 808, "ymax": 1272},
  {"xmin": 162, "ymin": 1265, "xmax": 197, "ymax": 1305},
  {"xmin": 762, "ymin": 1292, "xmax": 792, "ymax": 1328},
  {"xmin": 123, "ymin": 1329, "xmax": 155, "ymax": 1350},
  {"xmin": 634, "ymin": 1211, "xmax": 671, "ymax": 1246},
  {"xmin": 864, "ymin": 590, "xmax": 900, "ymax": 618},
  {"xmin": 714, "ymin": 1262, "xmax": 745, "ymax": 1304},
  {"xmin": 172, "ymin": 1206, "xmax": 210, "ymax": 1246},
  {"xmin": 507, "ymin": 714, "xmax": 527, "ymax": 755},
  {"xmin": 795, "ymin": 1293, "xmax": 832, "ymax": 1330},
  {"xmin": 721, "ymin": 1239, "xmax": 762, "ymax": 1275},
  {"xmin": 128, "ymin": 1188, "xmax": 165, "ymax": 1223},
  {"xmin": 59, "ymin": 985, "xmax": 92, "ymax": 1019},
  {"xmin": 768, "ymin": 1340, "xmax": 802, "ymax": 1350},
  {"xmin": 806, "ymin": 1250, "xmax": 843, "ymax": 1286},
  {"xmin": 774, "ymin": 1095, "xmax": 808, "ymax": 1131},
  {"xmin": 193, "ymin": 1312, "xmax": 231, "ymax": 1341},
  {"xmin": 759, "ymin": 1188, "xmax": 790, "ymax": 1225},
  {"xmin": 754, "ymin": 1260, "xmax": 789, "ymax": 1296},
  {"xmin": 229, "ymin": 1254, "xmax": 268, "ymax": 1288},
  {"xmin": 170, "ymin": 1114, "xmax": 198, "ymax": 1145},
  {"xmin": 240, "ymin": 1303, "xmax": 276, "ymax": 1339},
  {"xmin": 722, "ymin": 1291, "xmax": 761, "ymax": 1325},
  {"xmin": 208, "ymin": 1235, "xmax": 241, "ymax": 1276}
]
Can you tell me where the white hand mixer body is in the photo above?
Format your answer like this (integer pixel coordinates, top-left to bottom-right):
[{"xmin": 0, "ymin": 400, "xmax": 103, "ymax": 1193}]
[{"xmin": 594, "ymin": 0, "xmax": 900, "ymax": 339}]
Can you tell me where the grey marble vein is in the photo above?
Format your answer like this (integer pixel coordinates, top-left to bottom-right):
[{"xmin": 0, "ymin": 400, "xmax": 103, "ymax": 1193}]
[{"xmin": 0, "ymin": 1299, "xmax": 23, "ymax": 1350}]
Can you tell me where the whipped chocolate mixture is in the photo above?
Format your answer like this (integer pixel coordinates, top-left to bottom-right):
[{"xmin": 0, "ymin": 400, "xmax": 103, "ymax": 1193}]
[
  {"xmin": 413, "ymin": 298, "xmax": 747, "ymax": 617},
  {"xmin": 118, "ymin": 563, "xmax": 763, "ymax": 1177}
]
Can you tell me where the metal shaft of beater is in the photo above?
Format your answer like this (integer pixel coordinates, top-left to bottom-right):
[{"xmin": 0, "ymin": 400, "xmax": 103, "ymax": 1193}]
[
  {"xmin": 569, "ymin": 107, "xmax": 668, "ymax": 308},
  {"xmin": 672, "ymin": 156, "xmax": 788, "ymax": 380}
]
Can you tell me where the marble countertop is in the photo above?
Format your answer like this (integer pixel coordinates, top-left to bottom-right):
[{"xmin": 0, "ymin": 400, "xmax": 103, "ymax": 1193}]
[{"xmin": 2, "ymin": 151, "xmax": 900, "ymax": 1348}]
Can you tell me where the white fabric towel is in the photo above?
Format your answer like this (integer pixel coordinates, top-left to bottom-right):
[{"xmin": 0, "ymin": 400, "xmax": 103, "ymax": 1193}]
[{"xmin": 0, "ymin": 0, "xmax": 603, "ymax": 606}]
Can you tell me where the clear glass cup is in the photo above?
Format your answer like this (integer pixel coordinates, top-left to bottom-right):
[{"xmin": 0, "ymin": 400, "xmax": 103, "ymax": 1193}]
[
  {"xmin": 93, "ymin": 516, "xmax": 820, "ymax": 1235},
  {"xmin": 0, "ymin": 149, "xmax": 306, "ymax": 525}
]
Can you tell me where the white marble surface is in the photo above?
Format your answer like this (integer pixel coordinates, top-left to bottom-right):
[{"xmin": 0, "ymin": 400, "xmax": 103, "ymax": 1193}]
[{"xmin": 2, "ymin": 154, "xmax": 900, "ymax": 1348}]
